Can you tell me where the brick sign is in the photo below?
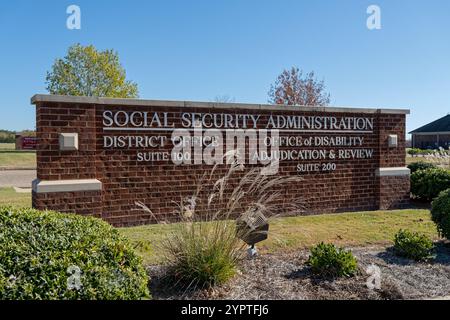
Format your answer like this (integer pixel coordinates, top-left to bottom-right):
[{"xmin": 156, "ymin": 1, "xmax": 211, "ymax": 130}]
[
  {"xmin": 21, "ymin": 137, "xmax": 37, "ymax": 150},
  {"xmin": 31, "ymin": 95, "xmax": 410, "ymax": 226}
]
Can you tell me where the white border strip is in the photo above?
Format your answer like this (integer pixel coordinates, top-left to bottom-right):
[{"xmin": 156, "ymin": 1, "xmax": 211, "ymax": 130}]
[
  {"xmin": 376, "ymin": 167, "xmax": 411, "ymax": 177},
  {"xmin": 32, "ymin": 179, "xmax": 102, "ymax": 193},
  {"xmin": 102, "ymin": 127, "xmax": 374, "ymax": 134}
]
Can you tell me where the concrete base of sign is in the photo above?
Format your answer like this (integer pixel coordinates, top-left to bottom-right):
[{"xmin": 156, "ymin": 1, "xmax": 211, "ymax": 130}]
[
  {"xmin": 32, "ymin": 179, "xmax": 102, "ymax": 193},
  {"xmin": 376, "ymin": 167, "xmax": 411, "ymax": 177}
]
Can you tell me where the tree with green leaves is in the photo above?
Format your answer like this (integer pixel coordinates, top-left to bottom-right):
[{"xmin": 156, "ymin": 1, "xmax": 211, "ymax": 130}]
[{"xmin": 46, "ymin": 44, "xmax": 139, "ymax": 98}]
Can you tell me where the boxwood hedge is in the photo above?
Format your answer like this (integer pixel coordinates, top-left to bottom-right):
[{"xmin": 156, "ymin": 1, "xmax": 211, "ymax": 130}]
[
  {"xmin": 0, "ymin": 206, "xmax": 150, "ymax": 300},
  {"xmin": 410, "ymin": 168, "xmax": 450, "ymax": 201},
  {"xmin": 407, "ymin": 161, "xmax": 437, "ymax": 174},
  {"xmin": 431, "ymin": 189, "xmax": 450, "ymax": 240}
]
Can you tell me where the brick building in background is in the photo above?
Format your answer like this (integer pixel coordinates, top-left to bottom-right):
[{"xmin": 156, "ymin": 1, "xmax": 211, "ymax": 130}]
[
  {"xmin": 15, "ymin": 132, "xmax": 37, "ymax": 150},
  {"xmin": 410, "ymin": 114, "xmax": 450, "ymax": 149}
]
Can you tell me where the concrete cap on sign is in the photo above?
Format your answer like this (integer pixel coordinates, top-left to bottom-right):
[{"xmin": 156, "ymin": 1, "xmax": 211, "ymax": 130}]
[{"xmin": 31, "ymin": 94, "xmax": 411, "ymax": 115}]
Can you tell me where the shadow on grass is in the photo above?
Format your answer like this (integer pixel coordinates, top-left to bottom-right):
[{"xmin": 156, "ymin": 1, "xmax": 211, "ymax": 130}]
[{"xmin": 408, "ymin": 199, "xmax": 432, "ymax": 210}]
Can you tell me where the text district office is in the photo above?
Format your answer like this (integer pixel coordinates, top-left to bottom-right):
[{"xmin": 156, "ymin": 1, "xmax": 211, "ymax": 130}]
[{"xmin": 103, "ymin": 135, "xmax": 366, "ymax": 149}]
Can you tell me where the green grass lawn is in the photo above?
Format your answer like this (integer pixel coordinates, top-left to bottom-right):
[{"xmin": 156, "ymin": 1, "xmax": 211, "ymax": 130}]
[
  {"xmin": 0, "ymin": 186, "xmax": 438, "ymax": 266},
  {"xmin": 119, "ymin": 209, "xmax": 437, "ymax": 265},
  {"xmin": 0, "ymin": 143, "xmax": 15, "ymax": 150},
  {"xmin": 0, "ymin": 187, "xmax": 32, "ymax": 207},
  {"xmin": 406, "ymin": 156, "xmax": 450, "ymax": 169},
  {"xmin": 406, "ymin": 152, "xmax": 450, "ymax": 168},
  {"xmin": 0, "ymin": 188, "xmax": 438, "ymax": 266},
  {"xmin": 0, "ymin": 143, "xmax": 36, "ymax": 169},
  {"xmin": 0, "ymin": 157, "xmax": 438, "ymax": 267}
]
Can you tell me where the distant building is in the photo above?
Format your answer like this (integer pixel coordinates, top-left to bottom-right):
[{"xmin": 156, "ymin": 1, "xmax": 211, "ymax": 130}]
[
  {"xmin": 15, "ymin": 132, "xmax": 37, "ymax": 150},
  {"xmin": 410, "ymin": 114, "xmax": 450, "ymax": 149},
  {"xmin": 405, "ymin": 139, "xmax": 412, "ymax": 148}
]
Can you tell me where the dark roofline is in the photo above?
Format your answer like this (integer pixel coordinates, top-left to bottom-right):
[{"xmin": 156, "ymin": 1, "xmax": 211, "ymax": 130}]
[{"xmin": 409, "ymin": 114, "xmax": 450, "ymax": 134}]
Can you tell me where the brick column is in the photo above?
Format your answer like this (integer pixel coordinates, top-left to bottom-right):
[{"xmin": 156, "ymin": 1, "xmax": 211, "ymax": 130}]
[
  {"xmin": 32, "ymin": 100, "xmax": 103, "ymax": 218},
  {"xmin": 375, "ymin": 112, "xmax": 410, "ymax": 209}
]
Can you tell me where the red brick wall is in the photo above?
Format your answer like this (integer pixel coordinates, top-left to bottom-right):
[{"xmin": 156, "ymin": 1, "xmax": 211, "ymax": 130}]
[
  {"xmin": 33, "ymin": 101, "xmax": 409, "ymax": 227},
  {"xmin": 36, "ymin": 103, "xmax": 97, "ymax": 181},
  {"xmin": 376, "ymin": 113, "xmax": 406, "ymax": 168},
  {"xmin": 377, "ymin": 176, "xmax": 410, "ymax": 210},
  {"xmin": 32, "ymin": 190, "xmax": 102, "ymax": 218},
  {"xmin": 374, "ymin": 113, "xmax": 409, "ymax": 210}
]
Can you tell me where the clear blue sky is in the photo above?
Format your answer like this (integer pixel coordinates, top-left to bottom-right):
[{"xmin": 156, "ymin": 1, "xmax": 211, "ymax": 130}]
[{"xmin": 0, "ymin": 0, "xmax": 449, "ymax": 135}]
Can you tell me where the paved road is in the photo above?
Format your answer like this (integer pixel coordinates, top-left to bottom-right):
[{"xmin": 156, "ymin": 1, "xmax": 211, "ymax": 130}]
[{"xmin": 0, "ymin": 170, "xmax": 36, "ymax": 188}]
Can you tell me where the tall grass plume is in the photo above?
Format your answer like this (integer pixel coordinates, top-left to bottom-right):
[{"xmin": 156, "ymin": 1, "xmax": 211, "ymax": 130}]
[{"xmin": 137, "ymin": 152, "xmax": 303, "ymax": 289}]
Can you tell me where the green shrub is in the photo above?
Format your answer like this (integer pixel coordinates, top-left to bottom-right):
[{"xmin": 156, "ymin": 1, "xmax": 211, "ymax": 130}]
[
  {"xmin": 431, "ymin": 189, "xmax": 450, "ymax": 240},
  {"xmin": 0, "ymin": 130, "xmax": 15, "ymax": 143},
  {"xmin": 407, "ymin": 161, "xmax": 437, "ymax": 174},
  {"xmin": 407, "ymin": 148, "xmax": 422, "ymax": 156},
  {"xmin": 409, "ymin": 148, "xmax": 446, "ymax": 156},
  {"xmin": 410, "ymin": 168, "xmax": 450, "ymax": 201},
  {"xmin": 393, "ymin": 229, "xmax": 434, "ymax": 261},
  {"xmin": 306, "ymin": 243, "xmax": 358, "ymax": 277},
  {"xmin": 0, "ymin": 207, "xmax": 150, "ymax": 300},
  {"xmin": 407, "ymin": 148, "xmax": 436, "ymax": 156}
]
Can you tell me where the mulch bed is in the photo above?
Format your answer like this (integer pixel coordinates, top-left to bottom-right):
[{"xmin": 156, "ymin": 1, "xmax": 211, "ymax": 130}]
[{"xmin": 147, "ymin": 243, "xmax": 450, "ymax": 300}]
